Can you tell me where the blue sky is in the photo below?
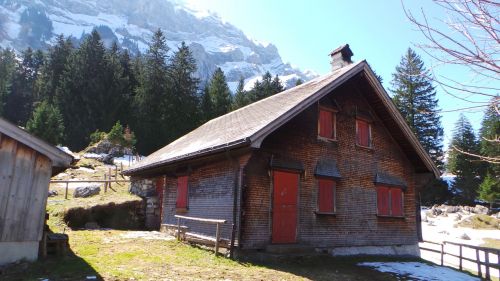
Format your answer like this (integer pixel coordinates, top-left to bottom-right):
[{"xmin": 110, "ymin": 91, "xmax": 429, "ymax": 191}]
[{"xmin": 184, "ymin": 0, "xmax": 496, "ymax": 150}]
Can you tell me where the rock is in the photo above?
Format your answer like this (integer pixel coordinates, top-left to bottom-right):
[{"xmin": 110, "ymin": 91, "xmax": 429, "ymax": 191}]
[
  {"xmin": 459, "ymin": 233, "xmax": 471, "ymax": 240},
  {"xmin": 74, "ymin": 184, "xmax": 101, "ymax": 198},
  {"xmin": 473, "ymin": 205, "xmax": 488, "ymax": 215},
  {"xmin": 98, "ymin": 154, "xmax": 114, "ymax": 165},
  {"xmin": 493, "ymin": 212, "xmax": 500, "ymax": 219},
  {"xmin": 432, "ymin": 207, "xmax": 442, "ymax": 216},
  {"xmin": 48, "ymin": 190, "xmax": 58, "ymax": 197},
  {"xmin": 84, "ymin": 222, "xmax": 100, "ymax": 230},
  {"xmin": 446, "ymin": 206, "xmax": 459, "ymax": 214},
  {"xmin": 438, "ymin": 230, "xmax": 450, "ymax": 235},
  {"xmin": 108, "ymin": 146, "xmax": 124, "ymax": 157},
  {"xmin": 427, "ymin": 221, "xmax": 435, "ymax": 226},
  {"xmin": 454, "ymin": 213, "xmax": 462, "ymax": 221}
]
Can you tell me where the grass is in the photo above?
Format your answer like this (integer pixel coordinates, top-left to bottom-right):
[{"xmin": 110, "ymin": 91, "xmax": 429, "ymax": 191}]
[
  {"xmin": 457, "ymin": 214, "xmax": 500, "ymax": 230},
  {"xmin": 1, "ymin": 227, "xmax": 414, "ymax": 281},
  {"xmin": 482, "ymin": 238, "xmax": 500, "ymax": 249},
  {"xmin": 0, "ymin": 157, "xmax": 477, "ymax": 280}
]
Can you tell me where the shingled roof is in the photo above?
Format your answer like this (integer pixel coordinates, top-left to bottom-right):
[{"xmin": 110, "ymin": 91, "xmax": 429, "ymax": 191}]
[{"xmin": 124, "ymin": 60, "xmax": 440, "ymax": 178}]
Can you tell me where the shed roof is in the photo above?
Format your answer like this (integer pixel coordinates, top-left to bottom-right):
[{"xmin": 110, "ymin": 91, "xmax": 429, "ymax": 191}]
[
  {"xmin": 0, "ymin": 118, "xmax": 73, "ymax": 174},
  {"xmin": 125, "ymin": 61, "xmax": 439, "ymax": 178}
]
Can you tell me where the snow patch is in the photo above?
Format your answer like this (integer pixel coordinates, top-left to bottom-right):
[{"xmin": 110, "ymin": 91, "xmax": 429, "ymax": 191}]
[{"xmin": 359, "ymin": 262, "xmax": 479, "ymax": 281}]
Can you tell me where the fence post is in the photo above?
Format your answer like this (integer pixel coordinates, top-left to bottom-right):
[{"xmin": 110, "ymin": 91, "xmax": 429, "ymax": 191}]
[
  {"xmin": 459, "ymin": 245, "xmax": 462, "ymax": 271},
  {"xmin": 485, "ymin": 250, "xmax": 490, "ymax": 280},
  {"xmin": 108, "ymin": 168, "xmax": 112, "ymax": 189},
  {"xmin": 115, "ymin": 166, "xmax": 118, "ymax": 179},
  {"xmin": 440, "ymin": 243, "xmax": 444, "ymax": 266},
  {"xmin": 177, "ymin": 217, "xmax": 181, "ymax": 241},
  {"xmin": 215, "ymin": 223, "xmax": 220, "ymax": 256},
  {"xmin": 104, "ymin": 174, "xmax": 108, "ymax": 193},
  {"xmin": 476, "ymin": 249, "xmax": 482, "ymax": 277},
  {"xmin": 65, "ymin": 182, "xmax": 69, "ymax": 199}
]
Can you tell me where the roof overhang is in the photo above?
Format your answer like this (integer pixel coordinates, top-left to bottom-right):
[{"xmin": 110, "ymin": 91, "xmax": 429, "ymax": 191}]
[{"xmin": 0, "ymin": 118, "xmax": 73, "ymax": 174}]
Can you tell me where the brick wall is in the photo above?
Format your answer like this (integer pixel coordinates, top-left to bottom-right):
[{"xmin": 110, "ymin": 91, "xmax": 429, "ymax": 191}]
[{"xmin": 241, "ymin": 84, "xmax": 418, "ymax": 249}]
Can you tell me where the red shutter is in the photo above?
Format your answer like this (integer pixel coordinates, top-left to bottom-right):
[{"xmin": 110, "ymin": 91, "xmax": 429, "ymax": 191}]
[
  {"xmin": 318, "ymin": 179, "xmax": 335, "ymax": 212},
  {"xmin": 319, "ymin": 109, "xmax": 333, "ymax": 138},
  {"xmin": 357, "ymin": 120, "xmax": 370, "ymax": 147},
  {"xmin": 176, "ymin": 176, "xmax": 188, "ymax": 208},
  {"xmin": 377, "ymin": 186, "xmax": 390, "ymax": 216},
  {"xmin": 390, "ymin": 188, "xmax": 403, "ymax": 216}
]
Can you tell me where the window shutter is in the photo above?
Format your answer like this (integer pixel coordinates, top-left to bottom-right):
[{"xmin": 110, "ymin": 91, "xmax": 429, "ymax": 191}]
[
  {"xmin": 357, "ymin": 120, "xmax": 370, "ymax": 147},
  {"xmin": 318, "ymin": 178, "xmax": 335, "ymax": 212},
  {"xmin": 377, "ymin": 186, "xmax": 390, "ymax": 216},
  {"xmin": 390, "ymin": 188, "xmax": 403, "ymax": 216},
  {"xmin": 176, "ymin": 176, "xmax": 188, "ymax": 208},
  {"xmin": 319, "ymin": 109, "xmax": 333, "ymax": 138}
]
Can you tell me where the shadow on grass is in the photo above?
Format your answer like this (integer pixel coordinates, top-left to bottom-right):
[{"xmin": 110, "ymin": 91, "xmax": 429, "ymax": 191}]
[
  {"xmin": 0, "ymin": 246, "xmax": 103, "ymax": 281},
  {"xmin": 238, "ymin": 254, "xmax": 421, "ymax": 281}
]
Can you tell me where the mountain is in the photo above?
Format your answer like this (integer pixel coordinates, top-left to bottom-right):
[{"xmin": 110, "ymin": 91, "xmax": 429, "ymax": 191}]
[{"xmin": 0, "ymin": 0, "xmax": 316, "ymax": 89}]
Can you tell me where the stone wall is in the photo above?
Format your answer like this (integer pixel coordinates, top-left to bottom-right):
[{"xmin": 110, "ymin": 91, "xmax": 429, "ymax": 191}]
[{"xmin": 130, "ymin": 177, "xmax": 160, "ymax": 229}]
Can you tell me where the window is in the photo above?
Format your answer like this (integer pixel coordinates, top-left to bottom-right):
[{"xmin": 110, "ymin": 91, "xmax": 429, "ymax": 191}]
[
  {"xmin": 318, "ymin": 108, "xmax": 336, "ymax": 139},
  {"xmin": 376, "ymin": 185, "xmax": 403, "ymax": 217},
  {"xmin": 356, "ymin": 119, "xmax": 371, "ymax": 147},
  {"xmin": 317, "ymin": 178, "xmax": 336, "ymax": 213},
  {"xmin": 176, "ymin": 176, "xmax": 188, "ymax": 209}
]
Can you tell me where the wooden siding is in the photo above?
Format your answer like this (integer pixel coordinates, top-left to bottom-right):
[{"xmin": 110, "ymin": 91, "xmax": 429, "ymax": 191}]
[
  {"xmin": 241, "ymin": 81, "xmax": 417, "ymax": 249},
  {"xmin": 0, "ymin": 133, "xmax": 52, "ymax": 243},
  {"xmin": 161, "ymin": 156, "xmax": 249, "ymax": 242}
]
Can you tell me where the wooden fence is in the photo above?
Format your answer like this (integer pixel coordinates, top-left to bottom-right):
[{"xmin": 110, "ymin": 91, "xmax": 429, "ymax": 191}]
[
  {"xmin": 50, "ymin": 179, "xmax": 131, "ymax": 199},
  {"xmin": 420, "ymin": 240, "xmax": 500, "ymax": 280},
  {"xmin": 174, "ymin": 215, "xmax": 227, "ymax": 256}
]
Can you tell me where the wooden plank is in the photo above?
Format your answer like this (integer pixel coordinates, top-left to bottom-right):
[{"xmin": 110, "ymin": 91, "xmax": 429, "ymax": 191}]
[
  {"xmin": 0, "ymin": 134, "xmax": 17, "ymax": 239},
  {"xmin": 23, "ymin": 154, "xmax": 51, "ymax": 241},
  {"xmin": 175, "ymin": 215, "xmax": 227, "ymax": 224},
  {"xmin": 2, "ymin": 143, "xmax": 36, "ymax": 241}
]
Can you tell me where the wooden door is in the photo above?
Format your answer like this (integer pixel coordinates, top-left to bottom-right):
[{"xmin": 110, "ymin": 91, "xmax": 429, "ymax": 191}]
[{"xmin": 272, "ymin": 170, "xmax": 299, "ymax": 244}]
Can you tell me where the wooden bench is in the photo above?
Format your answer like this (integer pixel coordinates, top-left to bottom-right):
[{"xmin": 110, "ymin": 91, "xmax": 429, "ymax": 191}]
[{"xmin": 174, "ymin": 215, "xmax": 227, "ymax": 255}]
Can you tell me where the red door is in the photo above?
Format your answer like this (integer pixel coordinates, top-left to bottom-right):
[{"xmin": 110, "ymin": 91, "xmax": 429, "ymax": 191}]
[{"xmin": 272, "ymin": 170, "xmax": 299, "ymax": 243}]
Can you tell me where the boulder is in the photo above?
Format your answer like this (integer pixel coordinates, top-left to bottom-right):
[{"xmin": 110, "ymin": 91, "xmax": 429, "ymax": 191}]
[
  {"xmin": 48, "ymin": 190, "xmax": 58, "ymax": 197},
  {"xmin": 74, "ymin": 184, "xmax": 101, "ymax": 198},
  {"xmin": 473, "ymin": 205, "xmax": 488, "ymax": 215},
  {"xmin": 98, "ymin": 154, "xmax": 114, "ymax": 165},
  {"xmin": 445, "ymin": 206, "xmax": 460, "ymax": 214},
  {"xmin": 459, "ymin": 233, "xmax": 471, "ymax": 240}
]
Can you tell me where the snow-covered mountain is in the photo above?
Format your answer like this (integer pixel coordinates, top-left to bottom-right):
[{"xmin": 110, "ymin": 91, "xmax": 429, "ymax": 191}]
[{"xmin": 0, "ymin": 0, "xmax": 316, "ymax": 89}]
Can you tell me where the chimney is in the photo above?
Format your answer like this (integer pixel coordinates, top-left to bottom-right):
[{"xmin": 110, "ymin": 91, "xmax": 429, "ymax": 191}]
[{"xmin": 329, "ymin": 44, "xmax": 353, "ymax": 71}]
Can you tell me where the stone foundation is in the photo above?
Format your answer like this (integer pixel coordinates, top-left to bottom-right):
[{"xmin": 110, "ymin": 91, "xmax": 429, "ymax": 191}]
[{"xmin": 130, "ymin": 177, "xmax": 161, "ymax": 229}]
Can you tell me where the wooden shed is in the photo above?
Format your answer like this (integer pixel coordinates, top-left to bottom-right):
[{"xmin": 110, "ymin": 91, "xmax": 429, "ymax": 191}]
[{"xmin": 0, "ymin": 118, "xmax": 72, "ymax": 265}]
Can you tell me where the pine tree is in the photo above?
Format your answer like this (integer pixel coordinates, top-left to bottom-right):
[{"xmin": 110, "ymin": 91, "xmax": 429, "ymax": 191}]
[
  {"xmin": 133, "ymin": 29, "xmax": 171, "ymax": 154},
  {"xmin": 477, "ymin": 99, "xmax": 500, "ymax": 206},
  {"xmin": 0, "ymin": 48, "xmax": 16, "ymax": 115},
  {"xmin": 26, "ymin": 100, "xmax": 65, "ymax": 145},
  {"xmin": 448, "ymin": 114, "xmax": 481, "ymax": 204},
  {"xmin": 206, "ymin": 67, "xmax": 231, "ymax": 119},
  {"xmin": 167, "ymin": 42, "xmax": 200, "ymax": 138},
  {"xmin": 4, "ymin": 48, "xmax": 40, "ymax": 125},
  {"xmin": 35, "ymin": 35, "xmax": 73, "ymax": 102},
  {"xmin": 295, "ymin": 78, "xmax": 303, "ymax": 86},
  {"xmin": 232, "ymin": 76, "xmax": 248, "ymax": 110},
  {"xmin": 56, "ymin": 29, "xmax": 109, "ymax": 149},
  {"xmin": 248, "ymin": 72, "xmax": 284, "ymax": 103},
  {"xmin": 200, "ymin": 84, "xmax": 213, "ymax": 123},
  {"xmin": 391, "ymin": 48, "xmax": 444, "ymax": 170}
]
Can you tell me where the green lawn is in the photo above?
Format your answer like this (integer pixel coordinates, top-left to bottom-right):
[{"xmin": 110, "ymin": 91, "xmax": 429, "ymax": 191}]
[{"xmin": 1, "ymin": 228, "xmax": 415, "ymax": 281}]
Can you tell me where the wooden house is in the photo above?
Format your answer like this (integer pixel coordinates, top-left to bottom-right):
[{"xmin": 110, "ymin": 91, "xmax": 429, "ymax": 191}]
[
  {"xmin": 0, "ymin": 118, "xmax": 72, "ymax": 265},
  {"xmin": 124, "ymin": 45, "xmax": 439, "ymax": 256}
]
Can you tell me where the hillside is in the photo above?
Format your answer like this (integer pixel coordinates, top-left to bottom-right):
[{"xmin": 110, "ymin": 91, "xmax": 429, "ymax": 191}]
[{"xmin": 0, "ymin": 0, "xmax": 316, "ymax": 89}]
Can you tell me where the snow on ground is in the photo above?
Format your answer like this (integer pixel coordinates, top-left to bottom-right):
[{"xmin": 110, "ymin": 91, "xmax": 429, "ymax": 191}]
[
  {"xmin": 420, "ymin": 211, "xmax": 500, "ymax": 278},
  {"xmin": 119, "ymin": 231, "xmax": 174, "ymax": 241},
  {"xmin": 359, "ymin": 262, "xmax": 479, "ymax": 281}
]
